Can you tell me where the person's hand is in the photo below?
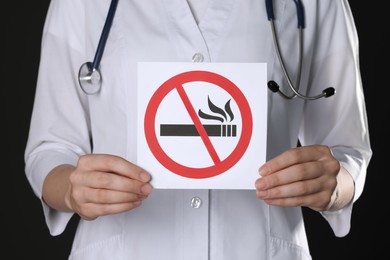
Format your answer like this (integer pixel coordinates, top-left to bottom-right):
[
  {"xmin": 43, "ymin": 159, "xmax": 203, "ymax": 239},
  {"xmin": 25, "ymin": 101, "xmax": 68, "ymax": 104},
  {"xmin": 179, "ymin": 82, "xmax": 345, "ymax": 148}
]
[
  {"xmin": 255, "ymin": 145, "xmax": 341, "ymax": 212},
  {"xmin": 65, "ymin": 154, "xmax": 152, "ymax": 220}
]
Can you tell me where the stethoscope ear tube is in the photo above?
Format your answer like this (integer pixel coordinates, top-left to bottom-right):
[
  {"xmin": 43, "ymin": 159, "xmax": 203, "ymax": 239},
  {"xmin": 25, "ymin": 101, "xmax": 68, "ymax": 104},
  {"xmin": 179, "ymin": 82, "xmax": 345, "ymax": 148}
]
[
  {"xmin": 268, "ymin": 80, "xmax": 335, "ymax": 99},
  {"xmin": 265, "ymin": 0, "xmax": 275, "ymax": 21},
  {"xmin": 292, "ymin": 0, "xmax": 305, "ymax": 29},
  {"xmin": 266, "ymin": 0, "xmax": 304, "ymax": 28}
]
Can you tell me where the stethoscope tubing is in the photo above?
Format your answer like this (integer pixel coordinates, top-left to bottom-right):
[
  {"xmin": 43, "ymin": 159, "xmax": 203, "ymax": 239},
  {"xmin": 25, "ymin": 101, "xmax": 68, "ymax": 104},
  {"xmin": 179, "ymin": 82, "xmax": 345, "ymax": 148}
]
[
  {"xmin": 91, "ymin": 0, "xmax": 119, "ymax": 71},
  {"xmin": 269, "ymin": 19, "xmax": 303, "ymax": 99}
]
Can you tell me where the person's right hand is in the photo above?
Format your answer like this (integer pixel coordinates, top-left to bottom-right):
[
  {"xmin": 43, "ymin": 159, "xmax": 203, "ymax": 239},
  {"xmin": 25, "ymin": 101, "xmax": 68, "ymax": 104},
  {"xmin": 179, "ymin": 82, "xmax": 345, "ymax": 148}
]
[{"xmin": 65, "ymin": 154, "xmax": 152, "ymax": 220}]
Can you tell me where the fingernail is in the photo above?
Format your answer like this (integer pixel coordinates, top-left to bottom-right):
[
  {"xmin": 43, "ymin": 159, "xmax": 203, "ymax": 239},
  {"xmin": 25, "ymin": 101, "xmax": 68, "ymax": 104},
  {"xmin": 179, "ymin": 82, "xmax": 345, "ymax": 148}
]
[
  {"xmin": 259, "ymin": 164, "xmax": 271, "ymax": 176},
  {"xmin": 140, "ymin": 172, "xmax": 151, "ymax": 182},
  {"xmin": 141, "ymin": 184, "xmax": 152, "ymax": 195},
  {"xmin": 255, "ymin": 179, "xmax": 266, "ymax": 190}
]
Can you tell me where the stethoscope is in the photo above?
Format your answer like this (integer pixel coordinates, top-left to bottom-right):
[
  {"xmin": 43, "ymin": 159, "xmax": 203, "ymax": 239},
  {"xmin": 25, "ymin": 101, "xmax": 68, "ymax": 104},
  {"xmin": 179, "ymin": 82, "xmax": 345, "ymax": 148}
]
[
  {"xmin": 78, "ymin": 0, "xmax": 119, "ymax": 95},
  {"xmin": 265, "ymin": 0, "xmax": 335, "ymax": 100},
  {"xmin": 78, "ymin": 0, "xmax": 335, "ymax": 100}
]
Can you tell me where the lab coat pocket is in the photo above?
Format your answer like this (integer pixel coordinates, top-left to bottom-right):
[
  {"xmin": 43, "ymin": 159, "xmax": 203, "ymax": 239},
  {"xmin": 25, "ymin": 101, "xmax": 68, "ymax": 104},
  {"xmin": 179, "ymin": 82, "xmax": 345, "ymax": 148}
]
[
  {"xmin": 268, "ymin": 206, "xmax": 312, "ymax": 259},
  {"xmin": 69, "ymin": 234, "xmax": 125, "ymax": 260},
  {"xmin": 270, "ymin": 236, "xmax": 312, "ymax": 260}
]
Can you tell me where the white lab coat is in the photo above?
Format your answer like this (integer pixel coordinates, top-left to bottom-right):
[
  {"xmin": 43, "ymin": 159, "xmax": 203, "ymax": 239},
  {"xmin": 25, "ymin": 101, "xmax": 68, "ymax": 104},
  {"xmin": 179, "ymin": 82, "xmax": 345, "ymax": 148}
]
[{"xmin": 25, "ymin": 0, "xmax": 372, "ymax": 259}]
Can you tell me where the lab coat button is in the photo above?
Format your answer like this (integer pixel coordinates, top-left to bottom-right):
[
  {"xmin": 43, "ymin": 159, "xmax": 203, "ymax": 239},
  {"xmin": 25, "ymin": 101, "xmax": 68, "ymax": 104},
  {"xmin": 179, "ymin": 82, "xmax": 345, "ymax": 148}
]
[
  {"xmin": 190, "ymin": 197, "xmax": 202, "ymax": 208},
  {"xmin": 192, "ymin": 53, "xmax": 204, "ymax": 63}
]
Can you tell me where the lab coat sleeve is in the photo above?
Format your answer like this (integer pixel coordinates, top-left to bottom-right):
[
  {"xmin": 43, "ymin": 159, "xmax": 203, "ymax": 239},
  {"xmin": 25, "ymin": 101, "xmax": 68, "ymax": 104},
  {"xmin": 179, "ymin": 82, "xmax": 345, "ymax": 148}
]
[
  {"xmin": 24, "ymin": 0, "xmax": 90, "ymax": 236},
  {"xmin": 298, "ymin": 0, "xmax": 372, "ymax": 237}
]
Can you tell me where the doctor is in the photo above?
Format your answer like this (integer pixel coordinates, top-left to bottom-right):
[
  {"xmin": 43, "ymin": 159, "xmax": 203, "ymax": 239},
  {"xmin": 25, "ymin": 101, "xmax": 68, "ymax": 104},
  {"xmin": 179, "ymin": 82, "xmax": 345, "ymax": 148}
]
[{"xmin": 25, "ymin": 0, "xmax": 372, "ymax": 259}]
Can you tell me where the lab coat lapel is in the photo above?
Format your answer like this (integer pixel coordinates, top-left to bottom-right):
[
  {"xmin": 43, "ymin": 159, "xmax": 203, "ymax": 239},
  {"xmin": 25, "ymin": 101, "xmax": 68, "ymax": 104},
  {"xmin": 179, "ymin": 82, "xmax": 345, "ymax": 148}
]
[
  {"xmin": 162, "ymin": 0, "xmax": 234, "ymax": 62},
  {"xmin": 197, "ymin": 0, "xmax": 235, "ymax": 59}
]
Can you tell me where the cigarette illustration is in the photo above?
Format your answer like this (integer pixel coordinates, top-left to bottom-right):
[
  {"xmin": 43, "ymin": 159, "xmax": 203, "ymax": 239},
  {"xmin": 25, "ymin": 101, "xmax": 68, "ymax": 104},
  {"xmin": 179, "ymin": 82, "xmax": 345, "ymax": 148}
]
[{"xmin": 160, "ymin": 96, "xmax": 237, "ymax": 137}]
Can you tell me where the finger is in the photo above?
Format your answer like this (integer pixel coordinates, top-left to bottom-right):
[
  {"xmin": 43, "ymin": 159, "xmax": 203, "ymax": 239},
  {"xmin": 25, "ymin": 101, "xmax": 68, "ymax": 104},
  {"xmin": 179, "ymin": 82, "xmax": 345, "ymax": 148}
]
[
  {"xmin": 78, "ymin": 154, "xmax": 151, "ymax": 182},
  {"xmin": 77, "ymin": 201, "xmax": 144, "ymax": 220},
  {"xmin": 77, "ymin": 171, "xmax": 152, "ymax": 195},
  {"xmin": 259, "ymin": 145, "xmax": 332, "ymax": 176},
  {"xmin": 256, "ymin": 161, "xmax": 324, "ymax": 191},
  {"xmin": 256, "ymin": 177, "xmax": 325, "ymax": 200},
  {"xmin": 261, "ymin": 190, "xmax": 332, "ymax": 211},
  {"xmin": 79, "ymin": 187, "xmax": 149, "ymax": 204}
]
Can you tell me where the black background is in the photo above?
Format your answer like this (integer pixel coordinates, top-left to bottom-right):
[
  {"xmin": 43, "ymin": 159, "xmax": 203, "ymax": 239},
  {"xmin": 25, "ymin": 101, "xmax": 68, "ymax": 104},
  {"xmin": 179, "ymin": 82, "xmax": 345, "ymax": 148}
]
[{"xmin": 4, "ymin": 1, "xmax": 388, "ymax": 259}]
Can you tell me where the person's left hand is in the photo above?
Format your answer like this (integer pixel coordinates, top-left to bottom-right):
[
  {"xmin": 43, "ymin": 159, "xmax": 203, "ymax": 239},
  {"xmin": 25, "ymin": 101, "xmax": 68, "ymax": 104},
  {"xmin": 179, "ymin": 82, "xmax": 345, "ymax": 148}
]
[{"xmin": 255, "ymin": 145, "xmax": 340, "ymax": 212}]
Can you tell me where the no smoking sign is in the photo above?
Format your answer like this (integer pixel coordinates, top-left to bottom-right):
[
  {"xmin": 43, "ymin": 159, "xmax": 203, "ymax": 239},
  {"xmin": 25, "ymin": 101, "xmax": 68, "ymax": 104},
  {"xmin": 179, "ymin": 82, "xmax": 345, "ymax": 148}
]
[{"xmin": 137, "ymin": 62, "xmax": 267, "ymax": 189}]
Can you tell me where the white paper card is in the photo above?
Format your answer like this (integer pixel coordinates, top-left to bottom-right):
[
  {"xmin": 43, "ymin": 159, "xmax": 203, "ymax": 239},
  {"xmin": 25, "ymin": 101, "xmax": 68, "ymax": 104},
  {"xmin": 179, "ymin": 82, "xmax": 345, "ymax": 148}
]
[{"xmin": 137, "ymin": 62, "xmax": 267, "ymax": 189}]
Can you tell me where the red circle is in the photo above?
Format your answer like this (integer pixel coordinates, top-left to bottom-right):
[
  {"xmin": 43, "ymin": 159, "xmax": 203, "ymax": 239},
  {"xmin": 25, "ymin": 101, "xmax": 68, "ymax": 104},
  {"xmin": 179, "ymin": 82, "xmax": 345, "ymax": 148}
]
[{"xmin": 144, "ymin": 70, "xmax": 253, "ymax": 179}]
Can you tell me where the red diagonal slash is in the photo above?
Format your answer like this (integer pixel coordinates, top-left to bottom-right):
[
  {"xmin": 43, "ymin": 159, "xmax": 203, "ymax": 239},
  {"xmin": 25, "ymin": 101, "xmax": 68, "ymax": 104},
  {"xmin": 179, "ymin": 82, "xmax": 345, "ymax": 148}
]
[{"xmin": 175, "ymin": 84, "xmax": 221, "ymax": 164}]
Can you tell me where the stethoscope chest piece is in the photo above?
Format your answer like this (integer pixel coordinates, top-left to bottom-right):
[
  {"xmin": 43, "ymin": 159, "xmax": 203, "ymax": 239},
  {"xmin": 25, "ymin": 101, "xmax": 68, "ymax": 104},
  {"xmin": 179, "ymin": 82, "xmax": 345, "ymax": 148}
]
[{"xmin": 78, "ymin": 62, "xmax": 102, "ymax": 95}]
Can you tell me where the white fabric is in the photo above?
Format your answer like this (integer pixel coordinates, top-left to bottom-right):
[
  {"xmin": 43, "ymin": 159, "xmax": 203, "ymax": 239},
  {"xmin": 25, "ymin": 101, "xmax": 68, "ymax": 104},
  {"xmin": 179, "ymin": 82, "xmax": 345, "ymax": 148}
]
[
  {"xmin": 187, "ymin": 0, "xmax": 209, "ymax": 23},
  {"xmin": 24, "ymin": 0, "xmax": 372, "ymax": 259}
]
